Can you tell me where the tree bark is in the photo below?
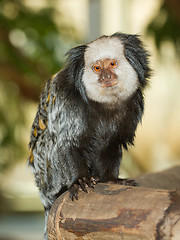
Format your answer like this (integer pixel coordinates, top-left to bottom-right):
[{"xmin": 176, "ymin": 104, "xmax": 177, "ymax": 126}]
[
  {"xmin": 134, "ymin": 166, "xmax": 180, "ymax": 190},
  {"xmin": 47, "ymin": 182, "xmax": 180, "ymax": 240}
]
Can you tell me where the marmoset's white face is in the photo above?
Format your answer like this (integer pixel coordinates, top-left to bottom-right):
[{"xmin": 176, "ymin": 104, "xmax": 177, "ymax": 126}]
[{"xmin": 82, "ymin": 37, "xmax": 139, "ymax": 104}]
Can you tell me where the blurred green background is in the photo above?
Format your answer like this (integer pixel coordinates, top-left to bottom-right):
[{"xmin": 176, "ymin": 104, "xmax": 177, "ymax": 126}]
[{"xmin": 0, "ymin": 0, "xmax": 180, "ymax": 239}]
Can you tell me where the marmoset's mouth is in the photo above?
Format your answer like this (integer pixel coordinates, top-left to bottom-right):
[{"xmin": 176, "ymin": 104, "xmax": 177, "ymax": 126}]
[{"xmin": 100, "ymin": 80, "xmax": 118, "ymax": 88}]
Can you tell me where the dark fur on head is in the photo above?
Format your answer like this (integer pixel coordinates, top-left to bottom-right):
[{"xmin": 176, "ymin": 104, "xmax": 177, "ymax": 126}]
[
  {"xmin": 65, "ymin": 45, "xmax": 88, "ymax": 102},
  {"xmin": 112, "ymin": 33, "xmax": 151, "ymax": 87}
]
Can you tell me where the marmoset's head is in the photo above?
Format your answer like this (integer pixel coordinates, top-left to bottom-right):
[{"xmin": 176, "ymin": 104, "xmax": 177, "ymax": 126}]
[{"xmin": 66, "ymin": 33, "xmax": 151, "ymax": 104}]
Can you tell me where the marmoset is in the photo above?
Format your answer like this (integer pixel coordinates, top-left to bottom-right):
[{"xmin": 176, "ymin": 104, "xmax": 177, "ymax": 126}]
[{"xmin": 28, "ymin": 33, "xmax": 151, "ymax": 239}]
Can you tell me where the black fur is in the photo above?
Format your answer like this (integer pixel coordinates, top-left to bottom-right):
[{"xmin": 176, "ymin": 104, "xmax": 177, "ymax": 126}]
[
  {"xmin": 28, "ymin": 33, "xmax": 151, "ymax": 240},
  {"xmin": 65, "ymin": 45, "xmax": 88, "ymax": 102},
  {"xmin": 112, "ymin": 33, "xmax": 151, "ymax": 87}
]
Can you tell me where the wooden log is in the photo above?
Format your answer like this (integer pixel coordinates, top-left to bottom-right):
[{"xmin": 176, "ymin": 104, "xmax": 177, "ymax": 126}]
[
  {"xmin": 47, "ymin": 183, "xmax": 180, "ymax": 240},
  {"xmin": 134, "ymin": 166, "xmax": 180, "ymax": 190}
]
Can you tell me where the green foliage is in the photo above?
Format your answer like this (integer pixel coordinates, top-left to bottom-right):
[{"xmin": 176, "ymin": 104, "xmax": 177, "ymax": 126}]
[
  {"xmin": 147, "ymin": 3, "xmax": 180, "ymax": 56},
  {"xmin": 0, "ymin": 81, "xmax": 26, "ymax": 171},
  {"xmin": 0, "ymin": 0, "xmax": 79, "ymax": 83}
]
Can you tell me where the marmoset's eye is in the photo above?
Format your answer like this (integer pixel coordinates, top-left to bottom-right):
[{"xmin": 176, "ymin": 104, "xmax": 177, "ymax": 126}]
[
  {"xmin": 109, "ymin": 61, "xmax": 117, "ymax": 68},
  {"xmin": 93, "ymin": 65, "xmax": 101, "ymax": 72}
]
